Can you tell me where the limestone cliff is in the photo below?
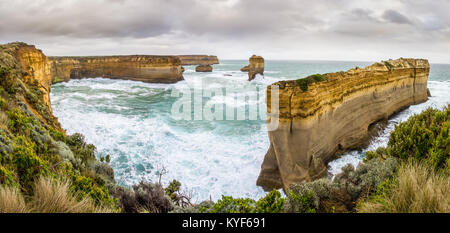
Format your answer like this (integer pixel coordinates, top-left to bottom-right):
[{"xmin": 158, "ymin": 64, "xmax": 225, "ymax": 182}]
[
  {"xmin": 176, "ymin": 55, "xmax": 219, "ymax": 66},
  {"xmin": 0, "ymin": 42, "xmax": 58, "ymax": 127},
  {"xmin": 257, "ymin": 58, "xmax": 430, "ymax": 191},
  {"xmin": 241, "ymin": 55, "xmax": 264, "ymax": 81},
  {"xmin": 0, "ymin": 42, "xmax": 117, "ymax": 208},
  {"xmin": 49, "ymin": 55, "xmax": 184, "ymax": 84}
]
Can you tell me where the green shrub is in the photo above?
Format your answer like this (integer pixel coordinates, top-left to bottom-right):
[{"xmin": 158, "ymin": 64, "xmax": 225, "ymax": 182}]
[
  {"xmin": 165, "ymin": 179, "xmax": 181, "ymax": 198},
  {"xmin": 12, "ymin": 136, "xmax": 50, "ymax": 191},
  {"xmin": 286, "ymin": 190, "xmax": 316, "ymax": 213},
  {"xmin": 296, "ymin": 78, "xmax": 309, "ymax": 92},
  {"xmin": 48, "ymin": 127, "xmax": 66, "ymax": 142},
  {"xmin": 6, "ymin": 108, "xmax": 36, "ymax": 133},
  {"xmin": 0, "ymin": 165, "xmax": 18, "ymax": 187},
  {"xmin": 295, "ymin": 73, "xmax": 327, "ymax": 92},
  {"xmin": 210, "ymin": 195, "xmax": 256, "ymax": 213},
  {"xmin": 310, "ymin": 74, "xmax": 325, "ymax": 82},
  {"xmin": 255, "ymin": 190, "xmax": 285, "ymax": 213},
  {"xmin": 71, "ymin": 175, "xmax": 115, "ymax": 207},
  {"xmin": 387, "ymin": 106, "xmax": 449, "ymax": 170}
]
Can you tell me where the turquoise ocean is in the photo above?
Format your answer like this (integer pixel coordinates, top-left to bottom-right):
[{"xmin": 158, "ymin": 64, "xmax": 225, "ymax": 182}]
[{"xmin": 50, "ymin": 60, "xmax": 450, "ymax": 202}]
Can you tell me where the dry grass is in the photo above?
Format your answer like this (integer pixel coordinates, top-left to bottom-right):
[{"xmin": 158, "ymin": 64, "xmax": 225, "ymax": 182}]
[
  {"xmin": 30, "ymin": 177, "xmax": 115, "ymax": 213},
  {"xmin": 358, "ymin": 162, "xmax": 450, "ymax": 213},
  {"xmin": 0, "ymin": 186, "xmax": 29, "ymax": 213},
  {"xmin": 0, "ymin": 111, "xmax": 8, "ymax": 130},
  {"xmin": 0, "ymin": 177, "xmax": 117, "ymax": 213}
]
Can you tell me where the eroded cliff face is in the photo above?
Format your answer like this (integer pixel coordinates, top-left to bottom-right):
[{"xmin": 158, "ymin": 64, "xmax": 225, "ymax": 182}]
[
  {"xmin": 0, "ymin": 42, "xmax": 58, "ymax": 127},
  {"xmin": 241, "ymin": 55, "xmax": 264, "ymax": 81},
  {"xmin": 49, "ymin": 55, "xmax": 184, "ymax": 84},
  {"xmin": 257, "ymin": 58, "xmax": 430, "ymax": 191}
]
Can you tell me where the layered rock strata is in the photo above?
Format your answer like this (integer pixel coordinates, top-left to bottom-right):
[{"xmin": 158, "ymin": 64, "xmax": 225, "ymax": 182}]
[
  {"xmin": 257, "ymin": 58, "xmax": 430, "ymax": 191},
  {"xmin": 49, "ymin": 55, "xmax": 184, "ymax": 84},
  {"xmin": 241, "ymin": 55, "xmax": 264, "ymax": 81},
  {"xmin": 176, "ymin": 55, "xmax": 219, "ymax": 66}
]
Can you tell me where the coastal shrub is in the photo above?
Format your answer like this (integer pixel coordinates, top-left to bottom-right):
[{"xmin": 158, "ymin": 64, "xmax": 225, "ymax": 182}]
[
  {"xmin": 0, "ymin": 185, "xmax": 28, "ymax": 213},
  {"xmin": 384, "ymin": 61, "xmax": 394, "ymax": 70},
  {"xmin": 48, "ymin": 127, "xmax": 66, "ymax": 142},
  {"xmin": 0, "ymin": 66, "xmax": 9, "ymax": 78},
  {"xmin": 71, "ymin": 175, "xmax": 114, "ymax": 207},
  {"xmin": 210, "ymin": 195, "xmax": 256, "ymax": 213},
  {"xmin": 6, "ymin": 108, "xmax": 36, "ymax": 133},
  {"xmin": 255, "ymin": 190, "xmax": 285, "ymax": 213},
  {"xmin": 285, "ymin": 157, "xmax": 398, "ymax": 213},
  {"xmin": 295, "ymin": 74, "xmax": 327, "ymax": 92},
  {"xmin": 12, "ymin": 136, "xmax": 50, "ymax": 191},
  {"xmin": 357, "ymin": 162, "xmax": 450, "ymax": 213},
  {"xmin": 66, "ymin": 133, "xmax": 96, "ymax": 165},
  {"xmin": 285, "ymin": 190, "xmax": 317, "ymax": 213},
  {"xmin": 311, "ymin": 74, "xmax": 325, "ymax": 82},
  {"xmin": 115, "ymin": 180, "xmax": 173, "ymax": 213},
  {"xmin": 387, "ymin": 106, "xmax": 449, "ymax": 170},
  {"xmin": 0, "ymin": 165, "xmax": 18, "ymax": 187}
]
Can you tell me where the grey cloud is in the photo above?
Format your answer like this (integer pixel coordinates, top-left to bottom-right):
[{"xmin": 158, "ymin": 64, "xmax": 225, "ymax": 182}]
[
  {"xmin": 0, "ymin": 0, "xmax": 449, "ymax": 63},
  {"xmin": 382, "ymin": 10, "xmax": 412, "ymax": 24}
]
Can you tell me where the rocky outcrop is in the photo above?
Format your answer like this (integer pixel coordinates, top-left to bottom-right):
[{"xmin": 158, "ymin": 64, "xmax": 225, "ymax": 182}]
[
  {"xmin": 257, "ymin": 58, "xmax": 430, "ymax": 191},
  {"xmin": 176, "ymin": 55, "xmax": 219, "ymax": 66},
  {"xmin": 195, "ymin": 65, "xmax": 213, "ymax": 72},
  {"xmin": 241, "ymin": 55, "xmax": 264, "ymax": 81},
  {"xmin": 49, "ymin": 56, "xmax": 184, "ymax": 84}
]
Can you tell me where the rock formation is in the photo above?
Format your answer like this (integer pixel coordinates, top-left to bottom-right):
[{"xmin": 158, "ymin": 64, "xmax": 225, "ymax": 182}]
[
  {"xmin": 176, "ymin": 55, "xmax": 219, "ymax": 66},
  {"xmin": 195, "ymin": 65, "xmax": 213, "ymax": 72},
  {"xmin": 176, "ymin": 55, "xmax": 219, "ymax": 73},
  {"xmin": 257, "ymin": 58, "xmax": 430, "ymax": 191},
  {"xmin": 241, "ymin": 55, "xmax": 264, "ymax": 81},
  {"xmin": 49, "ymin": 55, "xmax": 184, "ymax": 84}
]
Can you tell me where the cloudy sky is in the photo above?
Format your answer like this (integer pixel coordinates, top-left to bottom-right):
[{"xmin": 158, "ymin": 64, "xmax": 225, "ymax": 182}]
[{"xmin": 1, "ymin": 0, "xmax": 449, "ymax": 63}]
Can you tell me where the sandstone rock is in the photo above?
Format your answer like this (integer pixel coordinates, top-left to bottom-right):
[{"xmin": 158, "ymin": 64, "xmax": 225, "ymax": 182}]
[
  {"xmin": 241, "ymin": 55, "xmax": 264, "ymax": 81},
  {"xmin": 49, "ymin": 55, "xmax": 184, "ymax": 84},
  {"xmin": 257, "ymin": 58, "xmax": 430, "ymax": 191},
  {"xmin": 195, "ymin": 64, "xmax": 213, "ymax": 72},
  {"xmin": 177, "ymin": 55, "xmax": 219, "ymax": 66}
]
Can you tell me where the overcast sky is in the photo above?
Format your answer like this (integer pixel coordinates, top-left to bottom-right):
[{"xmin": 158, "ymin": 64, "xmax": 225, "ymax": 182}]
[{"xmin": 1, "ymin": 0, "xmax": 449, "ymax": 63}]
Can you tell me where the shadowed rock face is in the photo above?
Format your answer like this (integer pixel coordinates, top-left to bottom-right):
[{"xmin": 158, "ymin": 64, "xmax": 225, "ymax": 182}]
[
  {"xmin": 257, "ymin": 58, "xmax": 430, "ymax": 191},
  {"xmin": 49, "ymin": 56, "xmax": 184, "ymax": 84},
  {"xmin": 195, "ymin": 64, "xmax": 213, "ymax": 72},
  {"xmin": 241, "ymin": 55, "xmax": 264, "ymax": 81}
]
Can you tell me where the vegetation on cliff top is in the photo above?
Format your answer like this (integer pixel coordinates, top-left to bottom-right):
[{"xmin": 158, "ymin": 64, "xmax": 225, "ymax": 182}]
[{"xmin": 295, "ymin": 73, "xmax": 327, "ymax": 92}]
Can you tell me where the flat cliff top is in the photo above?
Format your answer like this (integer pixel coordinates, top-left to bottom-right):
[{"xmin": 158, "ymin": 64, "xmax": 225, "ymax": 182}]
[
  {"xmin": 48, "ymin": 55, "xmax": 181, "ymax": 64},
  {"xmin": 270, "ymin": 58, "xmax": 430, "ymax": 119}
]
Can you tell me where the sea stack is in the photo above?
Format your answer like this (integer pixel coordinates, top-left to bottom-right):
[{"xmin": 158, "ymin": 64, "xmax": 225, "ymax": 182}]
[
  {"xmin": 256, "ymin": 58, "xmax": 430, "ymax": 191},
  {"xmin": 241, "ymin": 55, "xmax": 264, "ymax": 81},
  {"xmin": 195, "ymin": 64, "xmax": 213, "ymax": 72}
]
